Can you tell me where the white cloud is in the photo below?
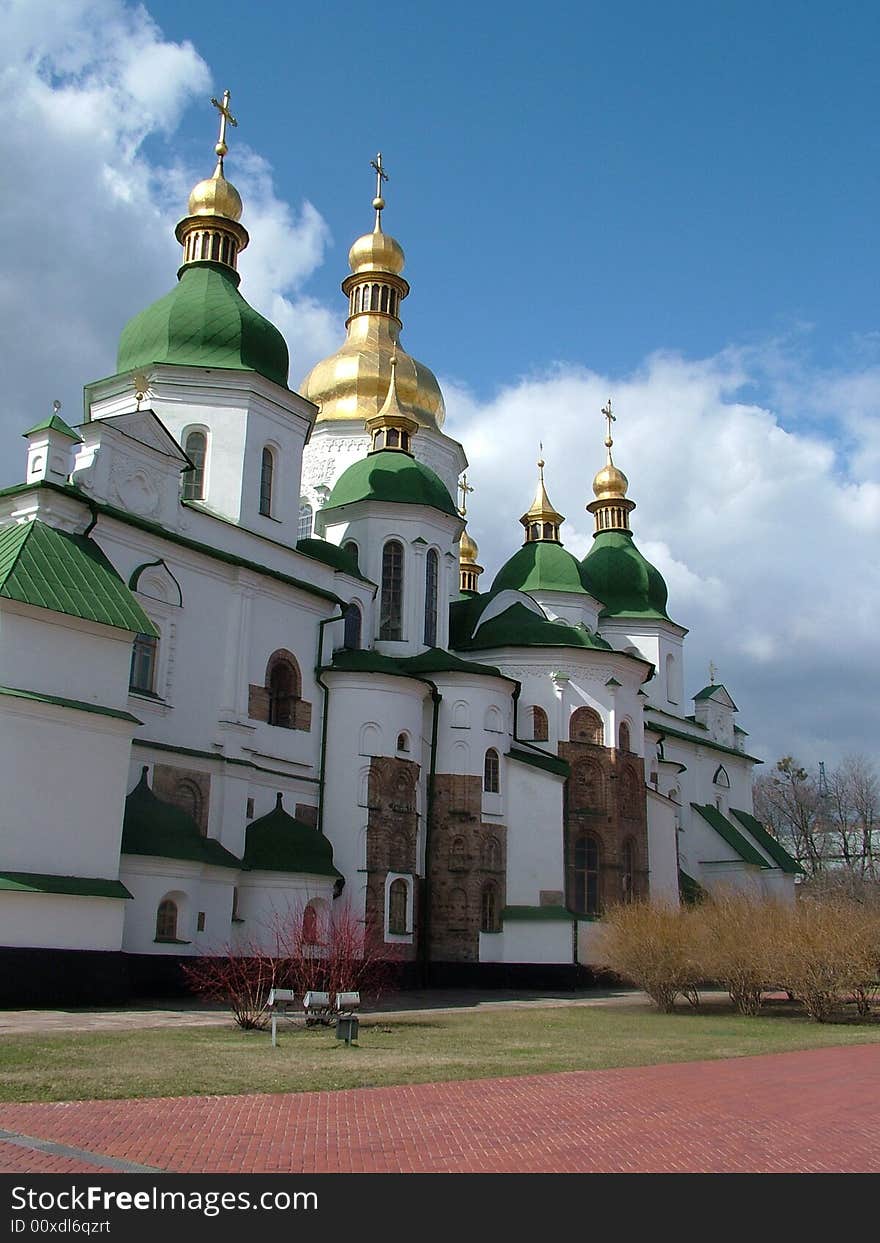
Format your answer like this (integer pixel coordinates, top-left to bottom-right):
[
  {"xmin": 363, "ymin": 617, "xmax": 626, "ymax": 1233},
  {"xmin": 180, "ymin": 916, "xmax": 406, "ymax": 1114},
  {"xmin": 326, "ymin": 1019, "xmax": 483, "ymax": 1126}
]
[
  {"xmin": 442, "ymin": 348, "xmax": 880, "ymax": 768},
  {"xmin": 0, "ymin": 0, "xmax": 341, "ymax": 464}
]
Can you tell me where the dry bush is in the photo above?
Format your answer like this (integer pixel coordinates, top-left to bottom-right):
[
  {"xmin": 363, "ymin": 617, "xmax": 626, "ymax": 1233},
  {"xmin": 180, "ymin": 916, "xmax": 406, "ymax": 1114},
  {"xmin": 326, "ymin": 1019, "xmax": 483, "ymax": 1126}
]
[
  {"xmin": 692, "ymin": 892, "xmax": 785, "ymax": 1016},
  {"xmin": 596, "ymin": 901, "xmax": 701, "ymax": 1012},
  {"xmin": 773, "ymin": 897, "xmax": 880, "ymax": 1022},
  {"xmin": 182, "ymin": 931, "xmax": 287, "ymax": 1029}
]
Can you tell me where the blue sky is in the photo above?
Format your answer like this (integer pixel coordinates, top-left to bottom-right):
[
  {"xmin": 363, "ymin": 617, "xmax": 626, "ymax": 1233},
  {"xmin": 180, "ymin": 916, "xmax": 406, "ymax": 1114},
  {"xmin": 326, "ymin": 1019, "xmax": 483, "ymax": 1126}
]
[
  {"xmin": 145, "ymin": 0, "xmax": 880, "ymax": 401},
  {"xmin": 1, "ymin": 0, "xmax": 879, "ymax": 768}
]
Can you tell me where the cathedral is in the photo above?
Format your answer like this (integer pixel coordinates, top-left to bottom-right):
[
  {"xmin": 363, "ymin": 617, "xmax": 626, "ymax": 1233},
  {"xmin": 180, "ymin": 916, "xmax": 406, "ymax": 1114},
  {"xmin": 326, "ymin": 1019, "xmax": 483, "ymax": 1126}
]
[{"xmin": 0, "ymin": 99, "xmax": 800, "ymax": 1003}]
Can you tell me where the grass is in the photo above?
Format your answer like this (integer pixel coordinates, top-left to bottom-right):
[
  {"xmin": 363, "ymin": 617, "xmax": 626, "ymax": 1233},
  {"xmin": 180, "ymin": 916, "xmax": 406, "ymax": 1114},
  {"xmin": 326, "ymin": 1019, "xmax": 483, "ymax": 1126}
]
[{"xmin": 1, "ymin": 996, "xmax": 879, "ymax": 1104}]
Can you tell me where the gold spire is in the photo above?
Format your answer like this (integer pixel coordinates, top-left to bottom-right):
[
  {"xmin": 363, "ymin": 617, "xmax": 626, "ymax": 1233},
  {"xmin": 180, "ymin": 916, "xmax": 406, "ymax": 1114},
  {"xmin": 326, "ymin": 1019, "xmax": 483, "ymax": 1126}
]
[
  {"xmin": 587, "ymin": 398, "xmax": 636, "ymax": 534},
  {"xmin": 300, "ymin": 153, "xmax": 445, "ymax": 430},
  {"xmin": 175, "ymin": 89, "xmax": 249, "ymax": 272},
  {"xmin": 364, "ymin": 355, "xmax": 419, "ymax": 453},
  {"xmin": 520, "ymin": 450, "xmax": 564, "ymax": 543},
  {"xmin": 457, "ymin": 474, "xmax": 484, "ymax": 593}
]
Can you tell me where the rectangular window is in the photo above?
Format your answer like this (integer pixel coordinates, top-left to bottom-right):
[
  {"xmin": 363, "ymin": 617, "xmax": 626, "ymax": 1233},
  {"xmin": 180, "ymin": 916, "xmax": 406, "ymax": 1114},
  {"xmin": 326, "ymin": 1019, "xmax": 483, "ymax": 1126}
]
[
  {"xmin": 380, "ymin": 541, "xmax": 404, "ymax": 640},
  {"xmin": 129, "ymin": 633, "xmax": 158, "ymax": 694}
]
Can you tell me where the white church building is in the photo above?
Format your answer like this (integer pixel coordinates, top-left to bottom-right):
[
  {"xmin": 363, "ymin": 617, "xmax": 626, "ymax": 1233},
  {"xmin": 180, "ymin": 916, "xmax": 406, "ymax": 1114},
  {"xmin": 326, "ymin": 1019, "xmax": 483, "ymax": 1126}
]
[{"xmin": 0, "ymin": 106, "xmax": 800, "ymax": 1003}]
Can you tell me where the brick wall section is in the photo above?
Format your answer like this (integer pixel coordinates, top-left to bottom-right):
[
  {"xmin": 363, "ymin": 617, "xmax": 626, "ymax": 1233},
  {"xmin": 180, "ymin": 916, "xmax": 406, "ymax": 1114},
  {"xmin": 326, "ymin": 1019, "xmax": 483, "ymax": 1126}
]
[
  {"xmin": 295, "ymin": 803, "xmax": 318, "ymax": 828},
  {"xmin": 428, "ymin": 773, "xmax": 506, "ymax": 962},
  {"xmin": 151, "ymin": 764, "xmax": 211, "ymax": 836},
  {"xmin": 247, "ymin": 684, "xmax": 311, "ymax": 731},
  {"xmin": 557, "ymin": 741, "xmax": 649, "ymax": 914},
  {"xmin": 365, "ymin": 756, "xmax": 421, "ymax": 962}
]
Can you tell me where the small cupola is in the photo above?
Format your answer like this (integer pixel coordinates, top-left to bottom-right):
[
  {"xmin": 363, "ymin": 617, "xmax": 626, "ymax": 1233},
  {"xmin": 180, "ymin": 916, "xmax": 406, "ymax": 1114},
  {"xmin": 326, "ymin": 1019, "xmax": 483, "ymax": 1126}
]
[
  {"xmin": 365, "ymin": 355, "xmax": 419, "ymax": 454},
  {"xmin": 520, "ymin": 454, "xmax": 564, "ymax": 543},
  {"xmin": 23, "ymin": 401, "xmax": 82, "ymax": 485},
  {"xmin": 175, "ymin": 90, "xmax": 249, "ymax": 273},
  {"xmin": 586, "ymin": 399, "xmax": 636, "ymax": 534}
]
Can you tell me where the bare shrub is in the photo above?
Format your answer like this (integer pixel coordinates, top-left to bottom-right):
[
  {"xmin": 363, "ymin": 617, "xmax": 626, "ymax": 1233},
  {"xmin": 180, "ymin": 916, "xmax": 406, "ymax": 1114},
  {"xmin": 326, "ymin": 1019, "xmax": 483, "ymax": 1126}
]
[
  {"xmin": 597, "ymin": 901, "xmax": 701, "ymax": 1012},
  {"xmin": 773, "ymin": 897, "xmax": 880, "ymax": 1022},
  {"xmin": 182, "ymin": 930, "xmax": 287, "ymax": 1030},
  {"xmin": 693, "ymin": 892, "xmax": 783, "ymax": 1016}
]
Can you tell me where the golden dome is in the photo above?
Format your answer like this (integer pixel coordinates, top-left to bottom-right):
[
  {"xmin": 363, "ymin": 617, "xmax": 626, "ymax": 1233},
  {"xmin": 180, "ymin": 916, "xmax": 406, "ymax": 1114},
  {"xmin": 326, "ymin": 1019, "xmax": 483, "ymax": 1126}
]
[
  {"xmin": 592, "ymin": 461, "xmax": 629, "ymax": 500},
  {"xmin": 349, "ymin": 227, "xmax": 405, "ymax": 275},
  {"xmin": 460, "ymin": 527, "xmax": 479, "ymax": 563},
  {"xmin": 187, "ymin": 166, "xmax": 243, "ymax": 222}
]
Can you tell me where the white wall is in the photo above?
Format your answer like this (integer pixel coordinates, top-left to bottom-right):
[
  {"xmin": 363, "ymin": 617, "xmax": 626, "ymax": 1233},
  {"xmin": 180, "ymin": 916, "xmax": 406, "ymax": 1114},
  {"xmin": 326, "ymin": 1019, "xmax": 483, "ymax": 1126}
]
[{"xmin": 0, "ymin": 893, "xmax": 125, "ymax": 951}]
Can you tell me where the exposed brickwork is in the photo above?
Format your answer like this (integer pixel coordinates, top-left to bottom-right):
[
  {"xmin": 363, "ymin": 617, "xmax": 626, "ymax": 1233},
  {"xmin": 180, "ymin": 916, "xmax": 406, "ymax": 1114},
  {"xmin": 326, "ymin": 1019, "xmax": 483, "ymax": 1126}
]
[
  {"xmin": 151, "ymin": 764, "xmax": 210, "ymax": 835},
  {"xmin": 247, "ymin": 683, "xmax": 270, "ymax": 722},
  {"xmin": 365, "ymin": 756, "xmax": 421, "ymax": 961},
  {"xmin": 428, "ymin": 774, "xmax": 506, "ymax": 961},
  {"xmin": 558, "ymin": 739, "xmax": 649, "ymax": 918},
  {"xmin": 294, "ymin": 803, "xmax": 318, "ymax": 828}
]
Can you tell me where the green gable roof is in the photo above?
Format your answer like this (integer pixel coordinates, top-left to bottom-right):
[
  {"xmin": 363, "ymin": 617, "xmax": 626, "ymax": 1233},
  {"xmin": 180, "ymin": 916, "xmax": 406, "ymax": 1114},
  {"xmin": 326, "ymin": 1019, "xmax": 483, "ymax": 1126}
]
[
  {"xmin": 0, "ymin": 520, "xmax": 157, "ymax": 635},
  {"xmin": 243, "ymin": 793, "xmax": 342, "ymax": 877},
  {"xmin": 117, "ymin": 261, "xmax": 289, "ymax": 389},
  {"xmin": 678, "ymin": 868, "xmax": 706, "ymax": 905},
  {"xmin": 491, "ymin": 541, "xmax": 590, "ymax": 597},
  {"xmin": 122, "ymin": 770, "xmax": 241, "ymax": 869},
  {"xmin": 23, "ymin": 413, "xmax": 82, "ymax": 442},
  {"xmin": 0, "ymin": 872, "xmax": 132, "ymax": 899},
  {"xmin": 730, "ymin": 808, "xmax": 805, "ymax": 875},
  {"xmin": 323, "ymin": 449, "xmax": 458, "ymax": 517},
  {"xmin": 580, "ymin": 529, "xmax": 671, "ymax": 620},
  {"xmin": 296, "ymin": 538, "xmax": 366, "ymax": 579},
  {"xmin": 458, "ymin": 602, "xmax": 614, "ymax": 653},
  {"xmin": 691, "ymin": 803, "xmax": 770, "ymax": 868},
  {"xmin": 506, "ymin": 747, "xmax": 570, "ymax": 778},
  {"xmin": 501, "ymin": 905, "xmax": 573, "ymax": 922},
  {"xmin": 326, "ymin": 646, "xmax": 507, "ymax": 682},
  {"xmin": 0, "ymin": 685, "xmax": 141, "ymax": 725}
]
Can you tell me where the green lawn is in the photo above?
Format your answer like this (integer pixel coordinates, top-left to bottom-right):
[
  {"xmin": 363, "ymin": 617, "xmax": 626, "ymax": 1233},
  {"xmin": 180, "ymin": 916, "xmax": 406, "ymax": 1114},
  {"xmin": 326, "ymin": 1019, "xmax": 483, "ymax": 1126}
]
[{"xmin": 2, "ymin": 998, "xmax": 879, "ymax": 1104}]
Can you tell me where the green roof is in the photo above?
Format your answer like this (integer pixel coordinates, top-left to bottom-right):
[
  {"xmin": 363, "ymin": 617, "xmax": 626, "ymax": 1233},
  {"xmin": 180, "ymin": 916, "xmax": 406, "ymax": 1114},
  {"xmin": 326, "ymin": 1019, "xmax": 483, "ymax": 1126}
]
[
  {"xmin": 0, "ymin": 872, "xmax": 132, "ymax": 899},
  {"xmin": 122, "ymin": 770, "xmax": 241, "ymax": 869},
  {"xmin": 325, "ymin": 646, "xmax": 508, "ymax": 682},
  {"xmin": 646, "ymin": 717, "xmax": 762, "ymax": 764},
  {"xmin": 694, "ymin": 684, "xmax": 739, "ymax": 709},
  {"xmin": 23, "ymin": 413, "xmax": 82, "ymax": 442},
  {"xmin": 458, "ymin": 602, "xmax": 614, "ymax": 653},
  {"xmin": 690, "ymin": 803, "xmax": 770, "ymax": 868},
  {"xmin": 506, "ymin": 747, "xmax": 570, "ymax": 778},
  {"xmin": 491, "ymin": 541, "xmax": 590, "ymax": 596},
  {"xmin": 501, "ymin": 905, "xmax": 574, "ymax": 922},
  {"xmin": 730, "ymin": 808, "xmax": 805, "ymax": 875},
  {"xmin": 296, "ymin": 538, "xmax": 366, "ymax": 579},
  {"xmin": 244, "ymin": 793, "xmax": 342, "ymax": 877},
  {"xmin": 678, "ymin": 869, "xmax": 706, "ymax": 905},
  {"xmin": 0, "ymin": 685, "xmax": 141, "ymax": 725},
  {"xmin": 449, "ymin": 592, "xmax": 491, "ymax": 648},
  {"xmin": 323, "ymin": 450, "xmax": 458, "ymax": 517},
  {"xmin": 0, "ymin": 519, "xmax": 157, "ymax": 634},
  {"xmin": 117, "ymin": 261, "xmax": 289, "ymax": 388},
  {"xmin": 580, "ymin": 530, "xmax": 671, "ymax": 620}
]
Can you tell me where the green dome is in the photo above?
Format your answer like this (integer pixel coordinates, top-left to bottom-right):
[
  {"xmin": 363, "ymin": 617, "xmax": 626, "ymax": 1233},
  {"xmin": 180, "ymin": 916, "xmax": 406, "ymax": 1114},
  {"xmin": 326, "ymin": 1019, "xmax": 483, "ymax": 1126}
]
[
  {"xmin": 117, "ymin": 261, "xmax": 289, "ymax": 388},
  {"xmin": 324, "ymin": 449, "xmax": 458, "ymax": 517},
  {"xmin": 458, "ymin": 602, "xmax": 613, "ymax": 653},
  {"xmin": 580, "ymin": 530, "xmax": 670, "ymax": 620},
  {"xmin": 491, "ymin": 541, "xmax": 589, "ymax": 596},
  {"xmin": 243, "ymin": 793, "xmax": 342, "ymax": 878},
  {"xmin": 121, "ymin": 769, "xmax": 240, "ymax": 869}
]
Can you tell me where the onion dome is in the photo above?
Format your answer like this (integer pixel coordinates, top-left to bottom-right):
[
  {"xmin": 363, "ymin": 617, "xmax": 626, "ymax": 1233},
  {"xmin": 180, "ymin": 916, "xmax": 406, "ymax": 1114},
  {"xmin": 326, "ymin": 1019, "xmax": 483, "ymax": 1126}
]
[
  {"xmin": 300, "ymin": 152, "xmax": 445, "ymax": 429},
  {"xmin": 492, "ymin": 541, "xmax": 590, "ymax": 596},
  {"xmin": 520, "ymin": 457, "xmax": 564, "ymax": 543},
  {"xmin": 322, "ymin": 450, "xmax": 458, "ymax": 517},
  {"xmin": 243, "ymin": 792, "xmax": 342, "ymax": 877},
  {"xmin": 116, "ymin": 91, "xmax": 289, "ymax": 389},
  {"xmin": 122, "ymin": 769, "xmax": 240, "ymax": 868},
  {"xmin": 459, "ymin": 525, "xmax": 483, "ymax": 595},
  {"xmin": 580, "ymin": 399, "xmax": 670, "ymax": 619}
]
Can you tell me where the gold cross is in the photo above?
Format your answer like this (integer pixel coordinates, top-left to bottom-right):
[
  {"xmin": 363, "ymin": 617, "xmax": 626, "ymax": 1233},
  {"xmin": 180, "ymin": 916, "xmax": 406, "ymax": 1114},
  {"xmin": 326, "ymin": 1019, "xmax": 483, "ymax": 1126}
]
[
  {"xmin": 210, "ymin": 89, "xmax": 238, "ymax": 162},
  {"xmin": 709, "ymin": 660, "xmax": 718, "ymax": 684},
  {"xmin": 371, "ymin": 152, "xmax": 388, "ymax": 226},
  {"xmin": 601, "ymin": 398, "xmax": 615, "ymax": 449},
  {"xmin": 458, "ymin": 473, "xmax": 474, "ymax": 517}
]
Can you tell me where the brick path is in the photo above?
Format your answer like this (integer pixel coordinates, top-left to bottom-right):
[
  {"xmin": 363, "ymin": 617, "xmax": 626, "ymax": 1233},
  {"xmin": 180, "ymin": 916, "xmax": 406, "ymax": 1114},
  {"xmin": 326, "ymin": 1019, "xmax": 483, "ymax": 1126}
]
[{"xmin": 1, "ymin": 1045, "xmax": 877, "ymax": 1173}]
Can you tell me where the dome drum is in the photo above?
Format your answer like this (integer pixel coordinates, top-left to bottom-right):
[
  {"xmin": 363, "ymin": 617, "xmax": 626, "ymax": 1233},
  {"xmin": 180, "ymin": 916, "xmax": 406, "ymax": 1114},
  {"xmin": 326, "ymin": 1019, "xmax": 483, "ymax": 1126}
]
[
  {"xmin": 175, "ymin": 214, "xmax": 249, "ymax": 272},
  {"xmin": 342, "ymin": 270, "xmax": 410, "ymax": 326}
]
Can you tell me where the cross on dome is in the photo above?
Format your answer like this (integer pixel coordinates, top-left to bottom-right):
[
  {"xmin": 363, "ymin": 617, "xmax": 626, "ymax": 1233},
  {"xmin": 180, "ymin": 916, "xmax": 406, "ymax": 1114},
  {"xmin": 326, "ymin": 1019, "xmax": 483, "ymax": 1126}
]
[
  {"xmin": 210, "ymin": 89, "xmax": 238, "ymax": 168},
  {"xmin": 371, "ymin": 152, "xmax": 389, "ymax": 228}
]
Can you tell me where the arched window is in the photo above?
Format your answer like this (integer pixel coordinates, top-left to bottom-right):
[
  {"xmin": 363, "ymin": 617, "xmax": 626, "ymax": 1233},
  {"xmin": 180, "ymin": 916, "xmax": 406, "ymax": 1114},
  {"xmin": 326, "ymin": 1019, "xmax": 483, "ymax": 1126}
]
[
  {"xmin": 388, "ymin": 878, "xmax": 408, "ymax": 934},
  {"xmin": 380, "ymin": 540, "xmax": 404, "ymax": 640},
  {"xmin": 130, "ymin": 632, "xmax": 158, "ymax": 694},
  {"xmin": 621, "ymin": 768, "xmax": 641, "ymax": 818},
  {"xmin": 424, "ymin": 548, "xmax": 439, "ymax": 646},
  {"xmin": 174, "ymin": 780, "xmax": 203, "ymax": 834},
  {"xmin": 267, "ymin": 653, "xmax": 300, "ymax": 728},
  {"xmin": 572, "ymin": 834, "xmax": 600, "ymax": 916},
  {"xmin": 450, "ymin": 836, "xmax": 467, "ymax": 870},
  {"xmin": 259, "ymin": 448, "xmax": 275, "ymax": 517},
  {"xmin": 713, "ymin": 765, "xmax": 731, "ymax": 789},
  {"xmin": 570, "ymin": 706, "xmax": 604, "ymax": 745},
  {"xmin": 302, "ymin": 903, "xmax": 319, "ymax": 945},
  {"xmin": 618, "ymin": 721, "xmax": 631, "ymax": 753},
  {"xmin": 343, "ymin": 601, "xmax": 362, "ymax": 650},
  {"xmin": 343, "ymin": 541, "xmax": 359, "ymax": 569},
  {"xmin": 182, "ymin": 430, "xmax": 207, "ymax": 501},
  {"xmin": 483, "ymin": 748, "xmax": 500, "ymax": 793},
  {"xmin": 449, "ymin": 887, "xmax": 468, "ymax": 930},
  {"xmin": 298, "ymin": 500, "xmax": 313, "ymax": 540},
  {"xmin": 155, "ymin": 898, "xmax": 178, "ymax": 941},
  {"xmin": 481, "ymin": 835, "xmax": 501, "ymax": 871},
  {"xmin": 396, "ymin": 732, "xmax": 409, "ymax": 752},
  {"xmin": 572, "ymin": 760, "xmax": 605, "ymax": 812},
  {"xmin": 666, "ymin": 653, "xmax": 678, "ymax": 704},
  {"xmin": 530, "ymin": 706, "xmax": 549, "ymax": 741},
  {"xmin": 622, "ymin": 838, "xmax": 636, "ymax": 904},
  {"xmin": 481, "ymin": 882, "xmax": 500, "ymax": 932}
]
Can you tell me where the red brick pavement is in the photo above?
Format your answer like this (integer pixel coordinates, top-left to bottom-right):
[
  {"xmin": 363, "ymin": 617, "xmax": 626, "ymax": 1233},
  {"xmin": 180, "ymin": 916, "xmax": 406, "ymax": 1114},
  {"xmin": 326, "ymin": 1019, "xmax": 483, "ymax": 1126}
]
[{"xmin": 1, "ymin": 1045, "xmax": 877, "ymax": 1174}]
